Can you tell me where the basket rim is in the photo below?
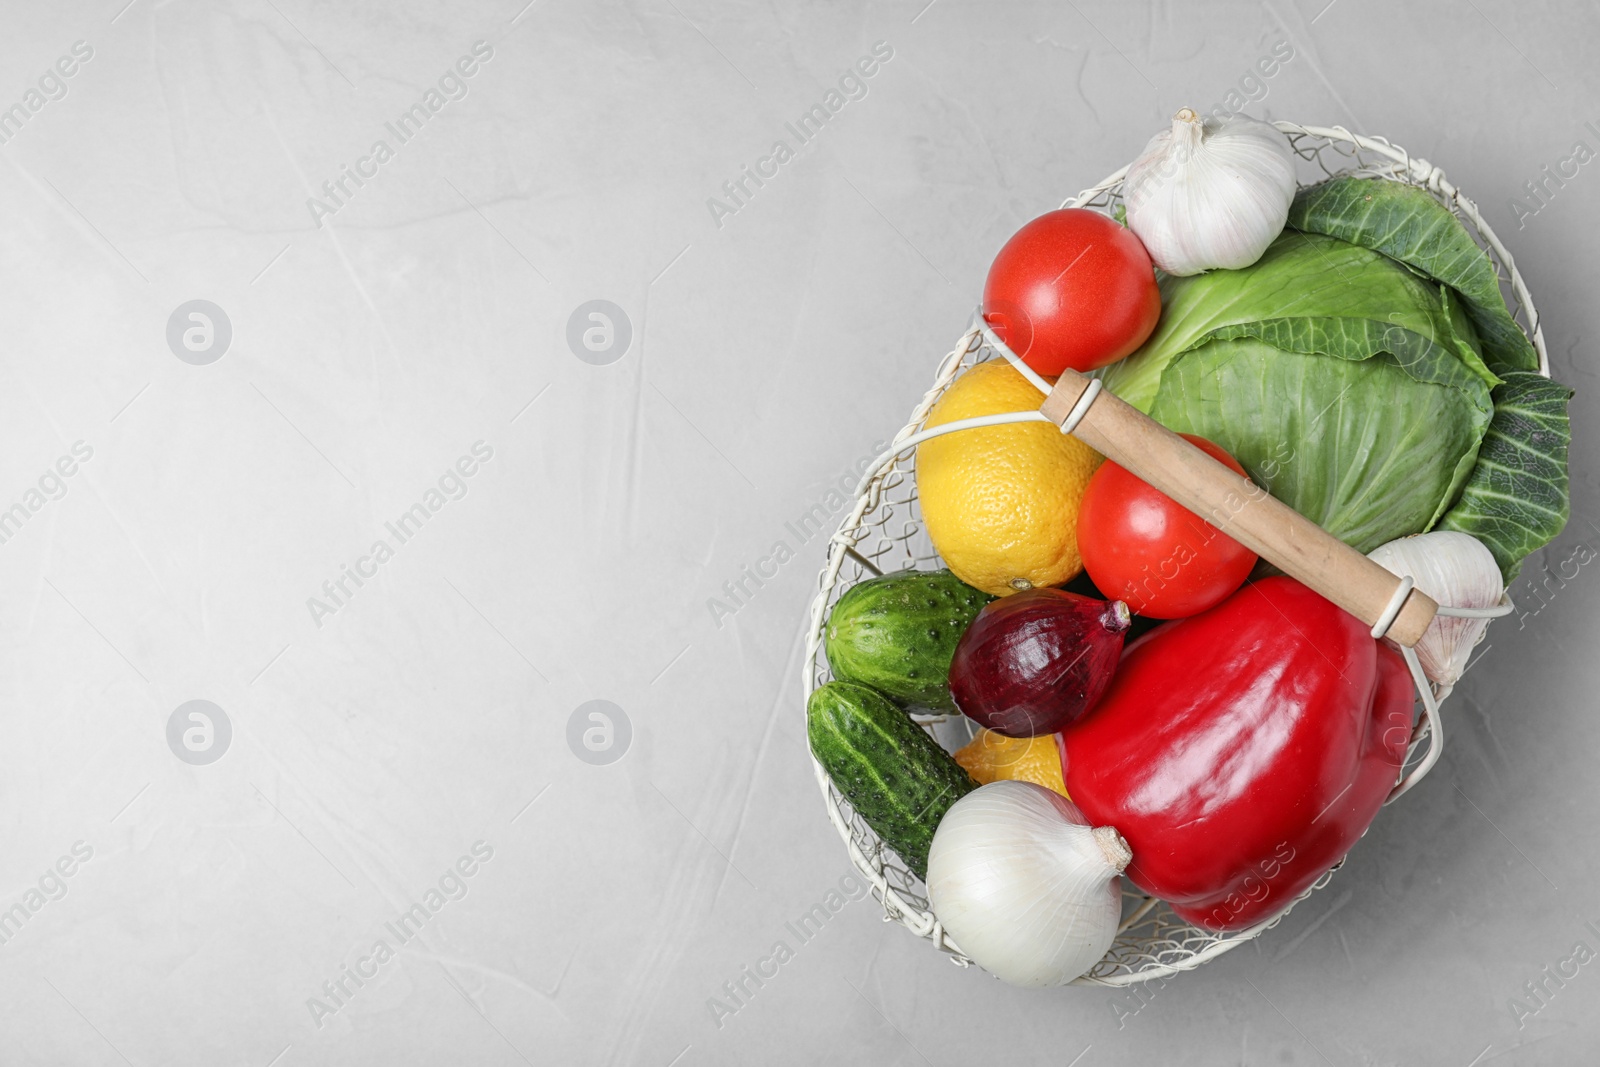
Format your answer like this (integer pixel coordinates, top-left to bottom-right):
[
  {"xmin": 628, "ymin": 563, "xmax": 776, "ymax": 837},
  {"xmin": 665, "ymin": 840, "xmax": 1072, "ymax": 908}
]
[{"xmin": 802, "ymin": 119, "xmax": 1552, "ymax": 988}]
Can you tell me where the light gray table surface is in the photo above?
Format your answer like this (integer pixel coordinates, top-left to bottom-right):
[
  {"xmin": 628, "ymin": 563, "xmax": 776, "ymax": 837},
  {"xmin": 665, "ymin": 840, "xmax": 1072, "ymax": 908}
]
[{"xmin": 2, "ymin": 0, "xmax": 1597, "ymax": 1063}]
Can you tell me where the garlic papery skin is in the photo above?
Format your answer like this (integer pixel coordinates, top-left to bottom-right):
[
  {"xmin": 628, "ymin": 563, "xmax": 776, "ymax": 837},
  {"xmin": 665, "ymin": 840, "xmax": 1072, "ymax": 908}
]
[
  {"xmin": 927, "ymin": 781, "xmax": 1129, "ymax": 987},
  {"xmin": 1123, "ymin": 108, "xmax": 1296, "ymax": 276},
  {"xmin": 1368, "ymin": 531, "xmax": 1506, "ymax": 690}
]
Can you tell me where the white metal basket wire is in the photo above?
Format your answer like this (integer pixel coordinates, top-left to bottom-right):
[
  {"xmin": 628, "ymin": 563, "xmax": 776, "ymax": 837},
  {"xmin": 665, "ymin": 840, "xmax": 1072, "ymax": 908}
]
[{"xmin": 802, "ymin": 122, "xmax": 1550, "ymax": 987}]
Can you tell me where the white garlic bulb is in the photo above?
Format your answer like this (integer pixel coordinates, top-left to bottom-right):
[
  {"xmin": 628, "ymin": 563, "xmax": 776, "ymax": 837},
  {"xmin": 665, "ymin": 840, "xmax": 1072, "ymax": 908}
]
[
  {"xmin": 1123, "ymin": 108, "xmax": 1297, "ymax": 276},
  {"xmin": 927, "ymin": 781, "xmax": 1129, "ymax": 987},
  {"xmin": 1368, "ymin": 531, "xmax": 1506, "ymax": 691}
]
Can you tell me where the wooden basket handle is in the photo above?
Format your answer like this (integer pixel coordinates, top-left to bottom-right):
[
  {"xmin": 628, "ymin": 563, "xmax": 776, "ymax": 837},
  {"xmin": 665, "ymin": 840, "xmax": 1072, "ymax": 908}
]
[{"xmin": 1042, "ymin": 368, "xmax": 1437, "ymax": 647}]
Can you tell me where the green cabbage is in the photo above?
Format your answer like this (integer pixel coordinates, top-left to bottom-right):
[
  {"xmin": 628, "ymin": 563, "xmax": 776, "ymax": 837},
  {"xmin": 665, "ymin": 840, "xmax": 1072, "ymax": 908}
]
[{"xmin": 1100, "ymin": 177, "xmax": 1570, "ymax": 575}]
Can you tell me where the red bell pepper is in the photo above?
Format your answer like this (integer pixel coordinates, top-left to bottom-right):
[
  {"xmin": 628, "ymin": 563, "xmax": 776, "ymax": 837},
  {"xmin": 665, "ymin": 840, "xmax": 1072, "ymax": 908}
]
[{"xmin": 1060, "ymin": 576, "xmax": 1413, "ymax": 932}]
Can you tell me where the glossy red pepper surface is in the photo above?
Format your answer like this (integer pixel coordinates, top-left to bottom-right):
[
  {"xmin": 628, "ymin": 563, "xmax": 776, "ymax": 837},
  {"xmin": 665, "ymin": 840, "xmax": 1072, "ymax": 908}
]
[{"xmin": 1061, "ymin": 577, "xmax": 1413, "ymax": 931}]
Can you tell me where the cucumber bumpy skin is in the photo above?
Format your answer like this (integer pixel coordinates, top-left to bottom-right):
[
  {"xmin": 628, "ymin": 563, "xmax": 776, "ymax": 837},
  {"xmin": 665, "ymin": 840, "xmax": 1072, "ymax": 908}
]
[
  {"xmin": 807, "ymin": 680, "xmax": 978, "ymax": 881},
  {"xmin": 824, "ymin": 569, "xmax": 994, "ymax": 712}
]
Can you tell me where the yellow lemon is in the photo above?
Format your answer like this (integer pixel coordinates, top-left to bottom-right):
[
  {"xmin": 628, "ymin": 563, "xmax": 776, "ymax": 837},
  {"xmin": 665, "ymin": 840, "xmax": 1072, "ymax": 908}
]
[
  {"xmin": 954, "ymin": 729, "xmax": 1070, "ymax": 799},
  {"xmin": 916, "ymin": 360, "xmax": 1102, "ymax": 597}
]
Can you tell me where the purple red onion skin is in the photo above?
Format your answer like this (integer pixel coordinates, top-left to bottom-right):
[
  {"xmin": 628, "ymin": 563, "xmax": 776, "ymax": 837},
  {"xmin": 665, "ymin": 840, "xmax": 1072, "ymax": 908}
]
[{"xmin": 949, "ymin": 590, "xmax": 1131, "ymax": 737}]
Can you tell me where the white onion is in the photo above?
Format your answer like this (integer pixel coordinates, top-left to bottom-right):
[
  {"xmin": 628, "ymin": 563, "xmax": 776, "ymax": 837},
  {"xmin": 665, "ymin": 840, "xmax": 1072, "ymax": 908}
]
[{"xmin": 927, "ymin": 781, "xmax": 1129, "ymax": 987}]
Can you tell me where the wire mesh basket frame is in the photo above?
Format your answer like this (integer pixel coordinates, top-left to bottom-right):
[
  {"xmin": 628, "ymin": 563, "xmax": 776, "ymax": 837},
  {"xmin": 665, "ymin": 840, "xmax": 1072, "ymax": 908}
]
[{"xmin": 801, "ymin": 121, "xmax": 1551, "ymax": 988}]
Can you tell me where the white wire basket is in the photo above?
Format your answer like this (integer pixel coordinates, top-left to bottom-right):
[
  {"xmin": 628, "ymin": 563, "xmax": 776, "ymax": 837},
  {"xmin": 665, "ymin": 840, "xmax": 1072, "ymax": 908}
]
[{"xmin": 801, "ymin": 122, "xmax": 1550, "ymax": 987}]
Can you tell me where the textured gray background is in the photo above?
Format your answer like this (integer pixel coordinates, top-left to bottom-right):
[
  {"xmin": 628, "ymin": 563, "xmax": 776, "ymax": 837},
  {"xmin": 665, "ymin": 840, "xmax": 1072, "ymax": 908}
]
[{"xmin": 0, "ymin": 0, "xmax": 1596, "ymax": 1064}]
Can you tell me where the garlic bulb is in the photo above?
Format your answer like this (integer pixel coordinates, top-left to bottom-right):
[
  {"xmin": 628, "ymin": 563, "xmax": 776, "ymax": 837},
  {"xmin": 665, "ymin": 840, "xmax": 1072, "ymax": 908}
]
[
  {"xmin": 1368, "ymin": 531, "xmax": 1505, "ymax": 691},
  {"xmin": 927, "ymin": 780, "xmax": 1129, "ymax": 987},
  {"xmin": 1123, "ymin": 107, "xmax": 1296, "ymax": 276}
]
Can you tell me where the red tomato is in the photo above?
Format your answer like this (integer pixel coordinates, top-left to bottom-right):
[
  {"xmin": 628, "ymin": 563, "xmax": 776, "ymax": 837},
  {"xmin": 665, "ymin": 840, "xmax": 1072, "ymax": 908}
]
[
  {"xmin": 982, "ymin": 209, "xmax": 1161, "ymax": 375},
  {"xmin": 1076, "ymin": 434, "xmax": 1258, "ymax": 619}
]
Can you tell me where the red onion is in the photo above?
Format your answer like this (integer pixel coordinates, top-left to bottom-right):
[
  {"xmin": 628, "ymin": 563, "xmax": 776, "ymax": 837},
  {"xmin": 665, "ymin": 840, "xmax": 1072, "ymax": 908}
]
[{"xmin": 949, "ymin": 590, "xmax": 1130, "ymax": 737}]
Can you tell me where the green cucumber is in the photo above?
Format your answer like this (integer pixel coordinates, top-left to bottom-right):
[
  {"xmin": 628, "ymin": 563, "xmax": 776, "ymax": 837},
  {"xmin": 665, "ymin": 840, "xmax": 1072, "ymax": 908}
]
[
  {"xmin": 807, "ymin": 680, "xmax": 978, "ymax": 881},
  {"xmin": 824, "ymin": 569, "xmax": 993, "ymax": 712}
]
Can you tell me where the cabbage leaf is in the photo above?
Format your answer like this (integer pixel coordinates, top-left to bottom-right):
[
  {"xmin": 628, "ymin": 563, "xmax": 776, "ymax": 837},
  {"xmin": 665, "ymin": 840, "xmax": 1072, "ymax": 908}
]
[
  {"xmin": 1440, "ymin": 371, "xmax": 1573, "ymax": 581},
  {"xmin": 1288, "ymin": 178, "xmax": 1540, "ymax": 375}
]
